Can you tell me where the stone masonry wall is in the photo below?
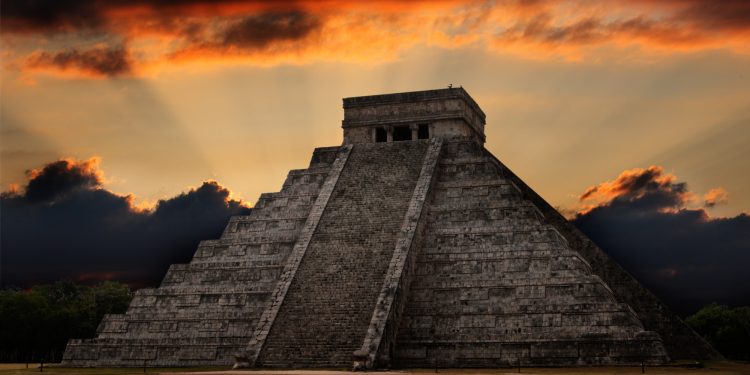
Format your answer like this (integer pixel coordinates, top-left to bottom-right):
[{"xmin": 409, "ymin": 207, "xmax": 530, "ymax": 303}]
[
  {"xmin": 256, "ymin": 141, "xmax": 429, "ymax": 368},
  {"xmin": 62, "ymin": 147, "xmax": 342, "ymax": 367},
  {"xmin": 484, "ymin": 152, "xmax": 721, "ymax": 360},
  {"xmin": 395, "ymin": 140, "xmax": 668, "ymax": 367}
]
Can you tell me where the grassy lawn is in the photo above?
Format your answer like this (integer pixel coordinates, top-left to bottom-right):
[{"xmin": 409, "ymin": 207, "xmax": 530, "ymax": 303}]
[
  {"xmin": 0, "ymin": 364, "xmax": 229, "ymax": 374},
  {"xmin": 407, "ymin": 362, "xmax": 750, "ymax": 375},
  {"xmin": 0, "ymin": 362, "xmax": 748, "ymax": 375}
]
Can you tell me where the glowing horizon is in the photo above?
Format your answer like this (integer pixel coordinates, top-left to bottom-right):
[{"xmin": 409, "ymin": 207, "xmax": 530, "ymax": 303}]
[{"xmin": 2, "ymin": 0, "xmax": 749, "ymax": 217}]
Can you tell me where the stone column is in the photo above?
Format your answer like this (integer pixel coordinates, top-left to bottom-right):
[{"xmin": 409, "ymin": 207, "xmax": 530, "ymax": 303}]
[
  {"xmin": 410, "ymin": 124, "xmax": 418, "ymax": 140},
  {"xmin": 386, "ymin": 126, "xmax": 393, "ymax": 143}
]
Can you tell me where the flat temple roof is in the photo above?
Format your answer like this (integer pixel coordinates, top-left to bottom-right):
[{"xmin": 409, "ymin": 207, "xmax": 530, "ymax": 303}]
[{"xmin": 342, "ymin": 87, "xmax": 486, "ymax": 121}]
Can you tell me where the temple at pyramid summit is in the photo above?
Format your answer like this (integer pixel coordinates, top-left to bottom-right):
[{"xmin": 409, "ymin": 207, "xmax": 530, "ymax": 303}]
[{"xmin": 63, "ymin": 88, "xmax": 719, "ymax": 369}]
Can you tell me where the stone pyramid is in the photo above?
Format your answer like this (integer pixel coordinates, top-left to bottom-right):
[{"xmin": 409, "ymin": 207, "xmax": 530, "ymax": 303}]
[{"xmin": 63, "ymin": 88, "xmax": 718, "ymax": 369}]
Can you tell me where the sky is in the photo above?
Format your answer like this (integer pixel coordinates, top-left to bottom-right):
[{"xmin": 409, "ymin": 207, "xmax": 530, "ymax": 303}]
[{"xmin": 1, "ymin": 0, "xmax": 749, "ymax": 314}]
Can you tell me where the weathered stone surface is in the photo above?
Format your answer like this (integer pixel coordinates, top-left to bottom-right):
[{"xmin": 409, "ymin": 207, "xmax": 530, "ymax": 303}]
[
  {"xmin": 394, "ymin": 140, "xmax": 669, "ymax": 367},
  {"xmin": 63, "ymin": 88, "xmax": 718, "ymax": 368},
  {"xmin": 239, "ymin": 144, "xmax": 353, "ymax": 368},
  {"xmin": 255, "ymin": 140, "xmax": 430, "ymax": 368},
  {"xmin": 342, "ymin": 88, "xmax": 486, "ymax": 144},
  {"xmin": 486, "ymin": 153, "xmax": 720, "ymax": 361},
  {"xmin": 62, "ymin": 146, "xmax": 343, "ymax": 367},
  {"xmin": 353, "ymin": 138, "xmax": 443, "ymax": 370}
]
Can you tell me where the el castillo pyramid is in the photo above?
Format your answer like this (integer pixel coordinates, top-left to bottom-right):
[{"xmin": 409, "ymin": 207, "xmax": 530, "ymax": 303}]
[{"xmin": 63, "ymin": 88, "xmax": 719, "ymax": 369}]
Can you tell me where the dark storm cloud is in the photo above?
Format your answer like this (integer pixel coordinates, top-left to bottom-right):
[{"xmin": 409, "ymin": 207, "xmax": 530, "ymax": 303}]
[
  {"xmin": 572, "ymin": 167, "xmax": 750, "ymax": 315},
  {"xmin": 221, "ymin": 11, "xmax": 321, "ymax": 50},
  {"xmin": 25, "ymin": 45, "xmax": 133, "ymax": 77},
  {"xmin": 0, "ymin": 0, "xmax": 106, "ymax": 33},
  {"xmin": 0, "ymin": 0, "xmax": 311, "ymax": 34},
  {"xmin": 671, "ymin": 0, "xmax": 750, "ymax": 31},
  {"xmin": 9, "ymin": 3, "xmax": 321, "ymax": 76},
  {"xmin": 22, "ymin": 158, "xmax": 103, "ymax": 202},
  {"xmin": 5, "ymin": 1, "xmax": 749, "ymax": 77},
  {"xmin": 0, "ymin": 158, "xmax": 251, "ymax": 288}
]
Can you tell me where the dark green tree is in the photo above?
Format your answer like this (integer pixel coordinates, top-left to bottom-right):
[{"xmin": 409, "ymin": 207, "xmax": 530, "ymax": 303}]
[
  {"xmin": 0, "ymin": 288, "xmax": 49, "ymax": 362},
  {"xmin": 0, "ymin": 280, "xmax": 132, "ymax": 362},
  {"xmin": 686, "ymin": 304, "xmax": 750, "ymax": 361}
]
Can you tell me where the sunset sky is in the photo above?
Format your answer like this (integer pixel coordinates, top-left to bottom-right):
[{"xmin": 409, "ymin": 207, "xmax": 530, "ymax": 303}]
[{"xmin": 1, "ymin": 0, "xmax": 749, "ymax": 312}]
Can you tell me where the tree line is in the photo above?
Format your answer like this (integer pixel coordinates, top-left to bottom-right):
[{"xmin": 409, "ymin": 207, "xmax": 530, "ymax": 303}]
[
  {"xmin": 0, "ymin": 280, "xmax": 748, "ymax": 363},
  {"xmin": 685, "ymin": 303, "xmax": 750, "ymax": 361},
  {"xmin": 0, "ymin": 280, "xmax": 131, "ymax": 363}
]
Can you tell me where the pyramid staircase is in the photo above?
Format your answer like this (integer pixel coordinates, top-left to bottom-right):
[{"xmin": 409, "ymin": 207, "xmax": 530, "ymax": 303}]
[{"xmin": 254, "ymin": 141, "xmax": 434, "ymax": 367}]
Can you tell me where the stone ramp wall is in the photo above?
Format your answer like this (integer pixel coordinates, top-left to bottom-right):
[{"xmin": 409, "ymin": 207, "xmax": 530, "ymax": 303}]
[
  {"xmin": 484, "ymin": 150, "xmax": 721, "ymax": 361},
  {"xmin": 61, "ymin": 147, "xmax": 342, "ymax": 367},
  {"xmin": 256, "ymin": 141, "xmax": 429, "ymax": 368},
  {"xmin": 394, "ymin": 140, "xmax": 668, "ymax": 367}
]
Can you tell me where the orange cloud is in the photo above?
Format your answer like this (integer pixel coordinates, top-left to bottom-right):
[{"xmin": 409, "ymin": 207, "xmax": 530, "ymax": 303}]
[
  {"xmin": 577, "ymin": 165, "xmax": 695, "ymax": 214},
  {"xmin": 580, "ymin": 166, "xmax": 672, "ymax": 201},
  {"xmin": 25, "ymin": 157, "xmax": 106, "ymax": 187},
  {"xmin": 704, "ymin": 187, "xmax": 729, "ymax": 208},
  {"xmin": 5, "ymin": 183, "xmax": 21, "ymax": 195},
  {"xmin": 488, "ymin": 0, "xmax": 750, "ymax": 60},
  {"xmin": 4, "ymin": 0, "xmax": 750, "ymax": 78}
]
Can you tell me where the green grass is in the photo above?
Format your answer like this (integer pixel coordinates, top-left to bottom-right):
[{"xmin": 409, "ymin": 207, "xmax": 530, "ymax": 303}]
[
  {"xmin": 0, "ymin": 364, "xmax": 228, "ymax": 375},
  {"xmin": 1, "ymin": 362, "xmax": 749, "ymax": 375}
]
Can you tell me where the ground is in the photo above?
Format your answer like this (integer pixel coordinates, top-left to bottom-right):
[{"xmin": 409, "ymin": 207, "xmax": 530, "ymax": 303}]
[{"xmin": 1, "ymin": 363, "xmax": 749, "ymax": 375}]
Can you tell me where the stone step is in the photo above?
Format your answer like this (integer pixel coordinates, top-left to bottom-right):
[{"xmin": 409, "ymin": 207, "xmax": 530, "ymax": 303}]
[
  {"xmin": 120, "ymin": 309, "xmax": 265, "ymax": 321},
  {"xmin": 250, "ymin": 208, "xmax": 314, "ymax": 220},
  {"xmin": 59, "ymin": 141, "xmax": 334, "ymax": 368},
  {"xmin": 189, "ymin": 254, "xmax": 288, "ymax": 265},
  {"xmin": 256, "ymin": 141, "xmax": 431, "ymax": 367},
  {"xmin": 409, "ymin": 273, "xmax": 607, "ymax": 288},
  {"xmin": 428, "ymin": 200, "xmax": 539, "ymax": 215},
  {"xmin": 223, "ymin": 221, "xmax": 303, "ymax": 238},
  {"xmin": 136, "ymin": 284, "xmax": 277, "ymax": 295},
  {"xmin": 439, "ymin": 156, "xmax": 493, "ymax": 165},
  {"xmin": 190, "ymin": 241, "xmax": 295, "ymax": 263},
  {"xmin": 308, "ymin": 146, "xmax": 342, "ymax": 167},
  {"xmin": 427, "ymin": 217, "xmax": 542, "ymax": 228},
  {"xmin": 160, "ymin": 266, "xmax": 283, "ymax": 286},
  {"xmin": 217, "ymin": 230, "xmax": 300, "ymax": 243},
  {"xmin": 428, "ymin": 198, "xmax": 534, "ymax": 211},
  {"xmin": 172, "ymin": 261, "xmax": 285, "ymax": 270},
  {"xmin": 254, "ymin": 195, "xmax": 317, "ymax": 210},
  {"xmin": 436, "ymin": 178, "xmax": 509, "ymax": 188},
  {"xmin": 419, "ymin": 248, "xmax": 567, "ymax": 258}
]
